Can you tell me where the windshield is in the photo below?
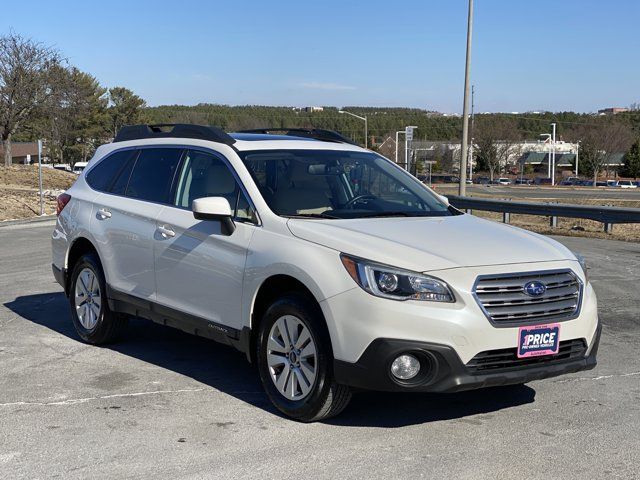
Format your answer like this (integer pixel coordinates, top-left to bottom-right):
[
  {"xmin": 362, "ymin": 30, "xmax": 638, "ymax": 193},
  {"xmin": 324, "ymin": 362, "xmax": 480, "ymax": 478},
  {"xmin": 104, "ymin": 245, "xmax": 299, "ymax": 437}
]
[{"xmin": 239, "ymin": 149, "xmax": 455, "ymax": 219}]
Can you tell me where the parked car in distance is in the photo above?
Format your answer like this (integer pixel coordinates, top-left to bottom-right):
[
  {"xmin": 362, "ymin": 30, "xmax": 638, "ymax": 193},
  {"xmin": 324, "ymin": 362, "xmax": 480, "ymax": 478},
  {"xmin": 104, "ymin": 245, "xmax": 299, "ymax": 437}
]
[
  {"xmin": 560, "ymin": 177, "xmax": 582, "ymax": 186},
  {"xmin": 72, "ymin": 162, "xmax": 88, "ymax": 175},
  {"xmin": 606, "ymin": 180, "xmax": 619, "ymax": 187},
  {"xmin": 494, "ymin": 178, "xmax": 511, "ymax": 185},
  {"xmin": 534, "ymin": 177, "xmax": 552, "ymax": 185},
  {"xmin": 474, "ymin": 176, "xmax": 490, "ymax": 185},
  {"xmin": 596, "ymin": 181, "xmax": 608, "ymax": 187},
  {"xmin": 52, "ymin": 124, "xmax": 600, "ymax": 422},
  {"xmin": 617, "ymin": 180, "xmax": 638, "ymax": 189},
  {"xmin": 514, "ymin": 178, "xmax": 532, "ymax": 185}
]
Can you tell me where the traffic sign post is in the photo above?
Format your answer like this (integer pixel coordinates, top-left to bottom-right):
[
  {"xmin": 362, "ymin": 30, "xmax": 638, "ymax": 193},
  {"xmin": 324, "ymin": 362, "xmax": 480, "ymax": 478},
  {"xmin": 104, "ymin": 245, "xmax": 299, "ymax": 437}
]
[{"xmin": 404, "ymin": 126, "xmax": 417, "ymax": 172}]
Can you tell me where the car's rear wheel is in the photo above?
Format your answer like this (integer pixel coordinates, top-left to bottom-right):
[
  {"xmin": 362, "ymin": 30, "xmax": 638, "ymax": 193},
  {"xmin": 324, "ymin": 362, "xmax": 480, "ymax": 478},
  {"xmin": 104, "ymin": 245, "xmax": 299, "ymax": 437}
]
[
  {"xmin": 256, "ymin": 293, "xmax": 351, "ymax": 422},
  {"xmin": 69, "ymin": 253, "xmax": 127, "ymax": 344}
]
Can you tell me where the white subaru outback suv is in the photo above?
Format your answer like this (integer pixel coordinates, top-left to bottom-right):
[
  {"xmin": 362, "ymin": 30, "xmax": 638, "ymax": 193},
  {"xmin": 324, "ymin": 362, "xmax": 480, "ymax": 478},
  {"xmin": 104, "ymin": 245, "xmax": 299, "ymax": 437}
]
[{"xmin": 52, "ymin": 124, "xmax": 600, "ymax": 422}]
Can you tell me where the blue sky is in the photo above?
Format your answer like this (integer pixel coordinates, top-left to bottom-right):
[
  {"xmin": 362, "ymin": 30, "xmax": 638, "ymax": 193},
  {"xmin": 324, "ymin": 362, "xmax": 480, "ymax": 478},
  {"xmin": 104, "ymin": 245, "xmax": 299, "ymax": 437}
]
[{"xmin": 2, "ymin": 0, "xmax": 638, "ymax": 112}]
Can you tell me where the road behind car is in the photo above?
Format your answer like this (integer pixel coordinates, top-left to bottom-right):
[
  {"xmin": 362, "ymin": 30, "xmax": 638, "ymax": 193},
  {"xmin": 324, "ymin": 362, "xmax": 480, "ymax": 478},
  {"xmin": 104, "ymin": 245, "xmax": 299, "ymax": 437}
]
[{"xmin": 0, "ymin": 221, "xmax": 639, "ymax": 479}]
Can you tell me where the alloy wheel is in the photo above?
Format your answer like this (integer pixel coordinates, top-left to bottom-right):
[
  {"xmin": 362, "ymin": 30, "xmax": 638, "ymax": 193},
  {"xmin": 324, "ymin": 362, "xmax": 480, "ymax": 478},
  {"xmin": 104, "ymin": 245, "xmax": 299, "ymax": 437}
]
[
  {"xmin": 74, "ymin": 267, "xmax": 102, "ymax": 330},
  {"xmin": 266, "ymin": 315, "xmax": 318, "ymax": 400}
]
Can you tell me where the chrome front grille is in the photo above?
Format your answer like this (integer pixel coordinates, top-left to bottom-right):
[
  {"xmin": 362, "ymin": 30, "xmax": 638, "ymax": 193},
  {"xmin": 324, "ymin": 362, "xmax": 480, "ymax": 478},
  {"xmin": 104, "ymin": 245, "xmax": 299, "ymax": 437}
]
[{"xmin": 473, "ymin": 269, "xmax": 582, "ymax": 326}]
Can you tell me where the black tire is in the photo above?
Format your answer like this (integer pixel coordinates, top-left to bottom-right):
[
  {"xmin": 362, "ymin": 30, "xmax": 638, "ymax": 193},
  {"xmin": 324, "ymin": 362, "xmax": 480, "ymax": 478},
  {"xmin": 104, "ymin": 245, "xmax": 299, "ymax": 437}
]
[
  {"xmin": 68, "ymin": 253, "xmax": 127, "ymax": 344},
  {"xmin": 256, "ymin": 293, "xmax": 351, "ymax": 422}
]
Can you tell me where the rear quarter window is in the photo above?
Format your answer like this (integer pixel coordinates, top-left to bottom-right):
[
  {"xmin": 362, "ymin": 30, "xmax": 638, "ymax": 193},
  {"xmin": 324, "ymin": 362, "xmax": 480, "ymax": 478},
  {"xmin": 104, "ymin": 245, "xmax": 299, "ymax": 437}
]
[{"xmin": 85, "ymin": 150, "xmax": 138, "ymax": 192}]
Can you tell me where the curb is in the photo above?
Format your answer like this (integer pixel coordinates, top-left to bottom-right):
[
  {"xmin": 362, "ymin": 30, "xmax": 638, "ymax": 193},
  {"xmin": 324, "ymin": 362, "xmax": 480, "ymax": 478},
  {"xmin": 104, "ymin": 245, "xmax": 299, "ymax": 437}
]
[{"xmin": 0, "ymin": 215, "xmax": 56, "ymax": 228}]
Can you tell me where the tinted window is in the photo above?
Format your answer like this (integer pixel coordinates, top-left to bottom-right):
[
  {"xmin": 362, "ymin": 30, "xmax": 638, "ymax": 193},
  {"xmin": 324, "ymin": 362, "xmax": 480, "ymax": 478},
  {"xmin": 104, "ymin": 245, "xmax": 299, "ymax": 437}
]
[
  {"xmin": 109, "ymin": 152, "xmax": 137, "ymax": 195},
  {"xmin": 86, "ymin": 150, "xmax": 137, "ymax": 192},
  {"xmin": 126, "ymin": 148, "xmax": 183, "ymax": 203},
  {"xmin": 175, "ymin": 150, "xmax": 257, "ymax": 223}
]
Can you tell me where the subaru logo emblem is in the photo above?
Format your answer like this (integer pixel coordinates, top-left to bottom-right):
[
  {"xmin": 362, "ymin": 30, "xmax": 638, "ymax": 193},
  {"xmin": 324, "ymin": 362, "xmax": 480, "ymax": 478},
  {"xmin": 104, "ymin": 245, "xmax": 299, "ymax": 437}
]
[{"xmin": 524, "ymin": 281, "xmax": 547, "ymax": 297}]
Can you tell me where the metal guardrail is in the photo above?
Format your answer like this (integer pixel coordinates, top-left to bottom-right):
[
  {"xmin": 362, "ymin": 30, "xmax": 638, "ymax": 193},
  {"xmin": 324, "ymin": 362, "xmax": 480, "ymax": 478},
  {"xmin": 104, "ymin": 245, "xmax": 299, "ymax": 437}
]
[{"xmin": 447, "ymin": 196, "xmax": 640, "ymax": 233}]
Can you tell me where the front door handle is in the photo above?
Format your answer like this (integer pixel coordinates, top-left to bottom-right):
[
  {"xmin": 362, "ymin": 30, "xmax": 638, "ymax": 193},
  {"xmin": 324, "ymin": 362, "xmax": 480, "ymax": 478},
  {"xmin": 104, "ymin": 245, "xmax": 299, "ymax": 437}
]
[
  {"xmin": 97, "ymin": 208, "xmax": 112, "ymax": 219},
  {"xmin": 157, "ymin": 225, "xmax": 176, "ymax": 238}
]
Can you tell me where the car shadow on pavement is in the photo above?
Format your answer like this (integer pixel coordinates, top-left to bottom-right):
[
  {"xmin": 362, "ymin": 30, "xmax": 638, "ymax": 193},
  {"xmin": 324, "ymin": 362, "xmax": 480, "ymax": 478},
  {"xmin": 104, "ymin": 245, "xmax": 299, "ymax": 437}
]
[{"xmin": 6, "ymin": 291, "xmax": 536, "ymax": 428}]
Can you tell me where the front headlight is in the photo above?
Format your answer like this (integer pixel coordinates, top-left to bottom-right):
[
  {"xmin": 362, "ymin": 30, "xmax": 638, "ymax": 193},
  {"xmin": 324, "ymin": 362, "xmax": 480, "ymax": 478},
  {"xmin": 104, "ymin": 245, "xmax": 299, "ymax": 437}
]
[
  {"xmin": 340, "ymin": 254, "xmax": 455, "ymax": 302},
  {"xmin": 573, "ymin": 251, "xmax": 589, "ymax": 283}
]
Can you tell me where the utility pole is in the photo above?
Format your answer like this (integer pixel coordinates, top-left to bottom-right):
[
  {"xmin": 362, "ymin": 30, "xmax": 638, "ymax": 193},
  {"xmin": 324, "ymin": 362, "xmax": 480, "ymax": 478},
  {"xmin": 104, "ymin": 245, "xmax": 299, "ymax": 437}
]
[
  {"xmin": 575, "ymin": 141, "xmax": 580, "ymax": 176},
  {"xmin": 551, "ymin": 122, "xmax": 556, "ymax": 185},
  {"xmin": 37, "ymin": 140, "xmax": 43, "ymax": 216},
  {"xmin": 459, "ymin": 0, "xmax": 474, "ymax": 196},
  {"xmin": 469, "ymin": 84, "xmax": 475, "ymax": 181}
]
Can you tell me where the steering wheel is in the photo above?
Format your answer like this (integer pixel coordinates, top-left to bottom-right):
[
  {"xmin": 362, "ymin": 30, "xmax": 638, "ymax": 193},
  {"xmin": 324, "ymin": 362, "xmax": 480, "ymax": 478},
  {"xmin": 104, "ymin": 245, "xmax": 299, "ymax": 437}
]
[{"xmin": 343, "ymin": 194, "xmax": 377, "ymax": 209}]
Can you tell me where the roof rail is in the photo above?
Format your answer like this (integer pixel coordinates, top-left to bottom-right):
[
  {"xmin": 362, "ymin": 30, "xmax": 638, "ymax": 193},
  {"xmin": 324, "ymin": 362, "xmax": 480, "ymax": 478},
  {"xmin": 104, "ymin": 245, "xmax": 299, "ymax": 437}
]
[
  {"xmin": 114, "ymin": 124, "xmax": 236, "ymax": 145},
  {"xmin": 236, "ymin": 128, "xmax": 358, "ymax": 145}
]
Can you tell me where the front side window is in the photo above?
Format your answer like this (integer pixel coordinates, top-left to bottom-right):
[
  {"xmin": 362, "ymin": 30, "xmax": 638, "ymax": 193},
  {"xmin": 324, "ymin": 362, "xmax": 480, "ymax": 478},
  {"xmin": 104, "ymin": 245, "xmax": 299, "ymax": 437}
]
[
  {"xmin": 174, "ymin": 150, "xmax": 257, "ymax": 223},
  {"xmin": 126, "ymin": 148, "xmax": 183, "ymax": 203},
  {"xmin": 240, "ymin": 149, "xmax": 454, "ymax": 219}
]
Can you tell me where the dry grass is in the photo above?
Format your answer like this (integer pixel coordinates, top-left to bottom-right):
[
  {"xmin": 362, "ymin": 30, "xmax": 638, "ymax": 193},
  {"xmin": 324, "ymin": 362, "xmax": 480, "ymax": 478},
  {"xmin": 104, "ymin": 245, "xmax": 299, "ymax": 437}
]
[
  {"xmin": 0, "ymin": 165, "xmax": 76, "ymax": 221},
  {"xmin": 473, "ymin": 211, "xmax": 640, "ymax": 242},
  {"xmin": 429, "ymin": 185, "xmax": 640, "ymax": 242}
]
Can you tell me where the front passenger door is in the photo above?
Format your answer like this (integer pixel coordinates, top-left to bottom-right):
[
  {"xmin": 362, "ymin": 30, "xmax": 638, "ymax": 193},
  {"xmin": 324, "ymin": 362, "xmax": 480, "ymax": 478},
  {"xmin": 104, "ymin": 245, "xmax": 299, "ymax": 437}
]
[{"xmin": 154, "ymin": 149, "xmax": 257, "ymax": 330}]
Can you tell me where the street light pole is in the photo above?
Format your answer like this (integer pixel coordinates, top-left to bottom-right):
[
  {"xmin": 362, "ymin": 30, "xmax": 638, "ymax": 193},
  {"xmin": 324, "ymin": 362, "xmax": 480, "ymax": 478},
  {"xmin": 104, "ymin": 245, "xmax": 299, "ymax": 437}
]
[
  {"xmin": 575, "ymin": 141, "xmax": 580, "ymax": 176},
  {"xmin": 459, "ymin": 0, "xmax": 474, "ymax": 196},
  {"xmin": 339, "ymin": 110, "xmax": 368, "ymax": 148}
]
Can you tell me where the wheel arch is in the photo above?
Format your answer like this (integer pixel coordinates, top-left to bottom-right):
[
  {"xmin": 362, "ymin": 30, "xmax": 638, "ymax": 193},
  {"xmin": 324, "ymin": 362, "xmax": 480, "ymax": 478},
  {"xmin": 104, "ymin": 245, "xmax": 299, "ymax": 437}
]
[
  {"xmin": 247, "ymin": 274, "xmax": 328, "ymax": 363},
  {"xmin": 65, "ymin": 236, "xmax": 104, "ymax": 295}
]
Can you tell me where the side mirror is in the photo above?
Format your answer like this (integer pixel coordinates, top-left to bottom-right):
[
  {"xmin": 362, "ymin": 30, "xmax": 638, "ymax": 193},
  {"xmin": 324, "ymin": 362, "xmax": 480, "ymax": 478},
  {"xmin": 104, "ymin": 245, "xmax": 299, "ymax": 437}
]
[
  {"xmin": 436, "ymin": 193, "xmax": 449, "ymax": 205},
  {"xmin": 192, "ymin": 197, "xmax": 235, "ymax": 235}
]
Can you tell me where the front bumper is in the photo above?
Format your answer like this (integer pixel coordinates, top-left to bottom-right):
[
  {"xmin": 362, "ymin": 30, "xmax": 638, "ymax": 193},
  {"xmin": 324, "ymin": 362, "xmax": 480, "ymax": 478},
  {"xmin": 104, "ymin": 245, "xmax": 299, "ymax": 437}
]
[{"xmin": 334, "ymin": 322, "xmax": 600, "ymax": 393}]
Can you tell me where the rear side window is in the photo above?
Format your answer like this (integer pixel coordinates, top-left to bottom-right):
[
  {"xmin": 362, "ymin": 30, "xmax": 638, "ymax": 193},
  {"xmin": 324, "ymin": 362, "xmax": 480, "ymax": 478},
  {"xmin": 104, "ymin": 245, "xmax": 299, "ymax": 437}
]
[
  {"xmin": 85, "ymin": 150, "xmax": 137, "ymax": 192},
  {"xmin": 126, "ymin": 148, "xmax": 183, "ymax": 203}
]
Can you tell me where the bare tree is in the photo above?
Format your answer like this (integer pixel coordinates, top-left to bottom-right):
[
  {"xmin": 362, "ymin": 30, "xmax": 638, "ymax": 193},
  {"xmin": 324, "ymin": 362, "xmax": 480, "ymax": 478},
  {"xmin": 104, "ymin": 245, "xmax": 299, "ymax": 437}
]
[
  {"xmin": 577, "ymin": 122, "xmax": 634, "ymax": 183},
  {"xmin": 475, "ymin": 116, "xmax": 521, "ymax": 180},
  {"xmin": 0, "ymin": 33, "xmax": 61, "ymax": 166}
]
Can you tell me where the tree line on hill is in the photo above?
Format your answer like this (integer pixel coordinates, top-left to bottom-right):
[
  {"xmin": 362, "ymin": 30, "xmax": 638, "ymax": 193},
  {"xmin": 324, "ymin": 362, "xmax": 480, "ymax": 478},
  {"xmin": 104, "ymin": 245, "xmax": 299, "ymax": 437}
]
[{"xmin": 1, "ymin": 32, "xmax": 639, "ymax": 179}]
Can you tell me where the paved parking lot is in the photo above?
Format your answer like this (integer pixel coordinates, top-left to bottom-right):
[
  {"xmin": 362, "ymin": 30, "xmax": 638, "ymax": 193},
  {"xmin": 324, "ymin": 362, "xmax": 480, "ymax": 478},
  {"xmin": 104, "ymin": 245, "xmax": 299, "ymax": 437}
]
[{"xmin": 1, "ymin": 221, "xmax": 639, "ymax": 479}]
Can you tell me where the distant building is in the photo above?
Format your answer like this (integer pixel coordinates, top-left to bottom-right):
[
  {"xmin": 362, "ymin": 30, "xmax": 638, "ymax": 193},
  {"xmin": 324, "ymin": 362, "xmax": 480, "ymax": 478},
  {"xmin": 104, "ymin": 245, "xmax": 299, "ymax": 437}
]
[
  {"xmin": 0, "ymin": 141, "xmax": 46, "ymax": 164},
  {"xmin": 598, "ymin": 107, "xmax": 629, "ymax": 115}
]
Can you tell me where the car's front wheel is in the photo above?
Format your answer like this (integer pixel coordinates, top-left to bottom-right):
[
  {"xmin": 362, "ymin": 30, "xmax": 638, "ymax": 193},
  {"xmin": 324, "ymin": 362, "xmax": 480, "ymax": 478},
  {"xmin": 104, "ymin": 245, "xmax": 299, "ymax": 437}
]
[
  {"xmin": 256, "ymin": 293, "xmax": 351, "ymax": 422},
  {"xmin": 69, "ymin": 253, "xmax": 127, "ymax": 344}
]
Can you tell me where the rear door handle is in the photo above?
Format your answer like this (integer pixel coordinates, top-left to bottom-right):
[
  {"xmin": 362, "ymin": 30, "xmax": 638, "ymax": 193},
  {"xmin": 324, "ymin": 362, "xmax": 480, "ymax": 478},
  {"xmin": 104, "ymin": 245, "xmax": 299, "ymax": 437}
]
[
  {"xmin": 157, "ymin": 225, "xmax": 176, "ymax": 238},
  {"xmin": 97, "ymin": 208, "xmax": 112, "ymax": 219}
]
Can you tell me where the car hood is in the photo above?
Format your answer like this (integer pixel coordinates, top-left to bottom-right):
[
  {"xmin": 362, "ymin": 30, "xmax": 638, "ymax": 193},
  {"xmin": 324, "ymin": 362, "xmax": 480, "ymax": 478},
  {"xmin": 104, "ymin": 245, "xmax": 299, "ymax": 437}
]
[{"xmin": 287, "ymin": 214, "xmax": 574, "ymax": 272}]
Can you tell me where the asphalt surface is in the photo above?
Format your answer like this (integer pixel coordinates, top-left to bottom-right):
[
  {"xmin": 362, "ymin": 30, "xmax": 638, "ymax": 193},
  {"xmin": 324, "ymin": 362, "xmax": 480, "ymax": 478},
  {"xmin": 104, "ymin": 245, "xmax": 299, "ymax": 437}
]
[
  {"xmin": 435, "ymin": 184, "xmax": 640, "ymax": 201},
  {"xmin": 1, "ymin": 221, "xmax": 639, "ymax": 479}
]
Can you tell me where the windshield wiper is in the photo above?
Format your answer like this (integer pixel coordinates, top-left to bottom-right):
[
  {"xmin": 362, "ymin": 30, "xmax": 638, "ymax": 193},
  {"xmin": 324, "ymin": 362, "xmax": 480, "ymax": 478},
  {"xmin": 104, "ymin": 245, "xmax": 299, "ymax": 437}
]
[
  {"xmin": 284, "ymin": 213, "xmax": 340, "ymax": 219},
  {"xmin": 358, "ymin": 211, "xmax": 425, "ymax": 218}
]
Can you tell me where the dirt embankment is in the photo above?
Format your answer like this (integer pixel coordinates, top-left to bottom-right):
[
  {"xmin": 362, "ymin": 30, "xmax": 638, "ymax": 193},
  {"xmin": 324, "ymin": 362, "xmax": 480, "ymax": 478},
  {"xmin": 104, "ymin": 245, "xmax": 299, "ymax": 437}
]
[{"xmin": 0, "ymin": 165, "xmax": 76, "ymax": 221}]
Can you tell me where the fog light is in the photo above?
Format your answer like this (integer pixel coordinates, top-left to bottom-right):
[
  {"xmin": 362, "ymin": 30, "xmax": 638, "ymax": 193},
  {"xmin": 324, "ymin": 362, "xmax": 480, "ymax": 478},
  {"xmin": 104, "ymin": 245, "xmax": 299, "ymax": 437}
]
[{"xmin": 391, "ymin": 354, "xmax": 421, "ymax": 380}]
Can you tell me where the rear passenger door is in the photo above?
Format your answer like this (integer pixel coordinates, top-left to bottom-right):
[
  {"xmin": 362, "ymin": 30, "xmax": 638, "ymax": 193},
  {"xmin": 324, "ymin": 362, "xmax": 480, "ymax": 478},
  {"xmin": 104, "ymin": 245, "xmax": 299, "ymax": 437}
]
[
  {"xmin": 90, "ymin": 147, "xmax": 183, "ymax": 300},
  {"xmin": 154, "ymin": 149, "xmax": 258, "ymax": 330}
]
